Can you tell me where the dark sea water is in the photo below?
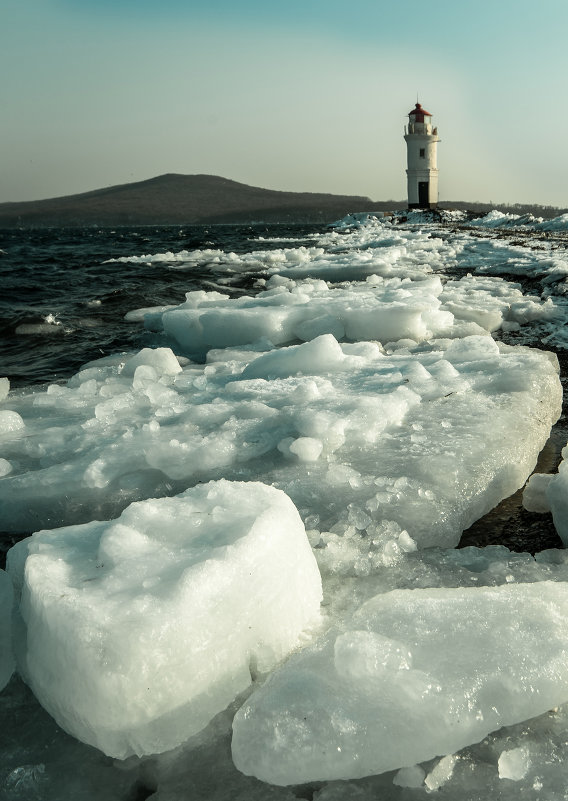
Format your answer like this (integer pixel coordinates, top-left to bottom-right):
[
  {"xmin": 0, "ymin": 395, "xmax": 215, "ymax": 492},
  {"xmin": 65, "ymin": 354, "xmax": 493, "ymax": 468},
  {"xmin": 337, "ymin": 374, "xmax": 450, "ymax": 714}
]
[{"xmin": 0, "ymin": 224, "xmax": 324, "ymax": 388}]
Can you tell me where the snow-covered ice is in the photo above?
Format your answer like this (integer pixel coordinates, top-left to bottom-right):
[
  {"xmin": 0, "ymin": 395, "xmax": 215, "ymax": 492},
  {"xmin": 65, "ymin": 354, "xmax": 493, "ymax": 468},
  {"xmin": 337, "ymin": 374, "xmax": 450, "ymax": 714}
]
[{"xmin": 7, "ymin": 480, "xmax": 321, "ymax": 758}]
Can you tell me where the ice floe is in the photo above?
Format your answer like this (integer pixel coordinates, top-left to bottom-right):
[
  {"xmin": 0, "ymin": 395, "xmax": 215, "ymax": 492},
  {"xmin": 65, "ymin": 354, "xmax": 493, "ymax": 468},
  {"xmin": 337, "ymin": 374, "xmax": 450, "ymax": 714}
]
[{"xmin": 232, "ymin": 581, "xmax": 568, "ymax": 784}]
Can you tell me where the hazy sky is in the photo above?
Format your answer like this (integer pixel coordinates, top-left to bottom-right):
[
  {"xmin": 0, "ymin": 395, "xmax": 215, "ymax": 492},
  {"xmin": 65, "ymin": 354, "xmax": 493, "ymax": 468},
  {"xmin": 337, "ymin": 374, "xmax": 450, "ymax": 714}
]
[{"xmin": 3, "ymin": 0, "xmax": 567, "ymax": 206}]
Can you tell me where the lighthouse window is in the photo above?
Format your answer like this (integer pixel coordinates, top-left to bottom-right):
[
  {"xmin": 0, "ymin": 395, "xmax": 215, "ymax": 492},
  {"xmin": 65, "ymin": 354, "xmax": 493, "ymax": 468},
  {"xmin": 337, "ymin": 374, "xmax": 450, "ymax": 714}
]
[{"xmin": 419, "ymin": 148, "xmax": 425, "ymax": 158}]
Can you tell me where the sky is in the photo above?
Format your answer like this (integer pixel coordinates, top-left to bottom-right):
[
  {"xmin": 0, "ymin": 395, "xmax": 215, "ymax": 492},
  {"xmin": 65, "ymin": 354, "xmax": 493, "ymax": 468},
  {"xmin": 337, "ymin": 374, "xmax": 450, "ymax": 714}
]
[{"xmin": 2, "ymin": 0, "xmax": 567, "ymax": 207}]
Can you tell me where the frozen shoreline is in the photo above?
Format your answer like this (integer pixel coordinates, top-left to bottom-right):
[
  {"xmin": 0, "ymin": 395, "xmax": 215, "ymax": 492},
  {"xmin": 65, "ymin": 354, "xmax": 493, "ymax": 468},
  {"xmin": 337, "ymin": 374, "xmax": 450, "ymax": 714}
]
[{"xmin": 2, "ymin": 213, "xmax": 568, "ymax": 799}]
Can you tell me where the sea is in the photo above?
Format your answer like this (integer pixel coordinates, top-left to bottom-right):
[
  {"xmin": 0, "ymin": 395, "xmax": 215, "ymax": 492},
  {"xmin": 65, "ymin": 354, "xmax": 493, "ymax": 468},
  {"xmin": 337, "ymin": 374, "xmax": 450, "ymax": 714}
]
[{"xmin": 0, "ymin": 223, "xmax": 324, "ymax": 388}]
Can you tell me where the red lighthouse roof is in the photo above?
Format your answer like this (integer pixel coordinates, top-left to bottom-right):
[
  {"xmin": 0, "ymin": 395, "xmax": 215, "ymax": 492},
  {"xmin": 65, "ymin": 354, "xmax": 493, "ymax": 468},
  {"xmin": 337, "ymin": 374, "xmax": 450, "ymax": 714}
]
[{"xmin": 408, "ymin": 102, "xmax": 432, "ymax": 122}]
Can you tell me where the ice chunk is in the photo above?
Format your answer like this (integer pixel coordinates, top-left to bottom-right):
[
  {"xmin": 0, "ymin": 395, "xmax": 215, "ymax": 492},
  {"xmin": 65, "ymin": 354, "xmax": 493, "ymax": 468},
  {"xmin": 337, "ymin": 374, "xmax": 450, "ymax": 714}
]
[
  {"xmin": 0, "ymin": 570, "xmax": 14, "ymax": 690},
  {"xmin": 232, "ymin": 582, "xmax": 568, "ymax": 784},
  {"xmin": 498, "ymin": 746, "xmax": 530, "ymax": 780},
  {"xmin": 522, "ymin": 472, "xmax": 553, "ymax": 513},
  {"xmin": 393, "ymin": 764, "xmax": 426, "ymax": 788},
  {"xmin": 0, "ymin": 377, "xmax": 9, "ymax": 402},
  {"xmin": 241, "ymin": 334, "xmax": 353, "ymax": 379},
  {"xmin": 0, "ymin": 409, "xmax": 25, "ymax": 434},
  {"xmin": 0, "ymin": 457, "xmax": 12, "ymax": 476},
  {"xmin": 7, "ymin": 480, "xmax": 322, "ymax": 759},
  {"xmin": 288, "ymin": 437, "xmax": 323, "ymax": 462},
  {"xmin": 120, "ymin": 347, "xmax": 182, "ymax": 378},
  {"xmin": 546, "ymin": 446, "xmax": 568, "ymax": 545},
  {"xmin": 424, "ymin": 755, "xmax": 458, "ymax": 791}
]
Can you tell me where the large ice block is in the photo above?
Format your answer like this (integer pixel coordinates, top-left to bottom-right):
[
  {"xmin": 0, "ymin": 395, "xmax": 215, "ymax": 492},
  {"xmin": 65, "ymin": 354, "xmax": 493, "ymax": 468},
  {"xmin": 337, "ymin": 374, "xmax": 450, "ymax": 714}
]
[
  {"xmin": 232, "ymin": 581, "xmax": 568, "ymax": 784},
  {"xmin": 7, "ymin": 480, "xmax": 322, "ymax": 759}
]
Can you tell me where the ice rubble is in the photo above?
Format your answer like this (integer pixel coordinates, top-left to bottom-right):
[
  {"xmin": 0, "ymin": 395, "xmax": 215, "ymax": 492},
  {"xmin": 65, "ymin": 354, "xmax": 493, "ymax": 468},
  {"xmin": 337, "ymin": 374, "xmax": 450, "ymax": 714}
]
[
  {"xmin": 0, "ymin": 336, "xmax": 560, "ymax": 552},
  {"xmin": 3, "ymin": 212, "xmax": 568, "ymax": 798},
  {"xmin": 1, "ymin": 331, "xmax": 563, "ymax": 779},
  {"xmin": 127, "ymin": 273, "xmax": 559, "ymax": 358},
  {"xmin": 113, "ymin": 223, "xmax": 457, "ymax": 282},
  {"xmin": 467, "ymin": 210, "xmax": 545, "ymax": 229},
  {"xmin": 115, "ymin": 212, "xmax": 568, "ymax": 295},
  {"xmin": 467, "ymin": 209, "xmax": 568, "ymax": 232},
  {"xmin": 327, "ymin": 211, "xmax": 390, "ymax": 230},
  {"xmin": 120, "ymin": 217, "xmax": 568, "ymax": 348},
  {"xmin": 136, "ymin": 276, "xmax": 455, "ymax": 356},
  {"xmin": 7, "ymin": 480, "xmax": 321, "ymax": 758}
]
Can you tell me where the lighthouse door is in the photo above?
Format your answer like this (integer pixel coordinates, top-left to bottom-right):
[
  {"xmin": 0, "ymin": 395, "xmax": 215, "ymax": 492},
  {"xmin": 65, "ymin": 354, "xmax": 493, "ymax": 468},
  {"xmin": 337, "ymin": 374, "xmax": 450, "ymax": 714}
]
[{"xmin": 418, "ymin": 182, "xmax": 429, "ymax": 207}]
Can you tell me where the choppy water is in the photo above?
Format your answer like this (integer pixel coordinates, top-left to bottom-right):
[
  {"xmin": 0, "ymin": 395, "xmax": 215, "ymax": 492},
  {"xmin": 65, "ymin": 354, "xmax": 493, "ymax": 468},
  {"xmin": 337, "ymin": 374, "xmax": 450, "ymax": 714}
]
[{"xmin": 0, "ymin": 223, "xmax": 324, "ymax": 387}]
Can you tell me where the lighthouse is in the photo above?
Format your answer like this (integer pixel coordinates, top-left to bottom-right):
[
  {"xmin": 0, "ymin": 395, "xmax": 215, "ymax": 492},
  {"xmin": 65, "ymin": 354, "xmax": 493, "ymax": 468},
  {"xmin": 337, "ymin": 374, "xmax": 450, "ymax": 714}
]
[{"xmin": 404, "ymin": 102, "xmax": 440, "ymax": 209}]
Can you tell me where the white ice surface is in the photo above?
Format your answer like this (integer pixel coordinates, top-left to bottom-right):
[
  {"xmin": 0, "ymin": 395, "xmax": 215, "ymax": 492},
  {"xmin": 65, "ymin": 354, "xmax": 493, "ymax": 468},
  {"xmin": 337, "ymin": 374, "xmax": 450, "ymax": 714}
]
[
  {"xmin": 7, "ymin": 480, "xmax": 321, "ymax": 759},
  {"xmin": 232, "ymin": 581, "xmax": 568, "ymax": 785}
]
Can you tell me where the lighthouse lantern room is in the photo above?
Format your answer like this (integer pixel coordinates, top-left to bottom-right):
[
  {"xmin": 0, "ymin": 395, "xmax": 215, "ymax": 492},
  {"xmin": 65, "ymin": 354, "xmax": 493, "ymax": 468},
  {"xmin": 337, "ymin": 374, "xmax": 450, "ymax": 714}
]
[{"xmin": 404, "ymin": 102, "xmax": 440, "ymax": 209}]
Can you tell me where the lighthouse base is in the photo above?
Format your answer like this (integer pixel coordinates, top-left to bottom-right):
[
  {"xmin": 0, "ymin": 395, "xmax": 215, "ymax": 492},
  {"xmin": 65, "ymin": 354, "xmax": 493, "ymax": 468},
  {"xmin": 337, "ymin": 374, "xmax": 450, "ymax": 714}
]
[{"xmin": 407, "ymin": 171, "xmax": 439, "ymax": 210}]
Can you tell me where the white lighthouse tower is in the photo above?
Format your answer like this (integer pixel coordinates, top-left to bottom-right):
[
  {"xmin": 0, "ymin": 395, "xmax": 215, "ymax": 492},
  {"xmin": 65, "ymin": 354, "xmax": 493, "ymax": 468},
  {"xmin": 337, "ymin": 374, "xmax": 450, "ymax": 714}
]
[{"xmin": 404, "ymin": 102, "xmax": 440, "ymax": 209}]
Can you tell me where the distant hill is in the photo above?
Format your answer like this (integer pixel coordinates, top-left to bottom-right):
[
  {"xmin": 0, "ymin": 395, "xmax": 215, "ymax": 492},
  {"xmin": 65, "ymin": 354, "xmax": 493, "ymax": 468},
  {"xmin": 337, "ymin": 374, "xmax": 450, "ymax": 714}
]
[
  {"xmin": 0, "ymin": 174, "xmax": 400, "ymax": 227},
  {"xmin": 2, "ymin": 175, "xmax": 564, "ymax": 227}
]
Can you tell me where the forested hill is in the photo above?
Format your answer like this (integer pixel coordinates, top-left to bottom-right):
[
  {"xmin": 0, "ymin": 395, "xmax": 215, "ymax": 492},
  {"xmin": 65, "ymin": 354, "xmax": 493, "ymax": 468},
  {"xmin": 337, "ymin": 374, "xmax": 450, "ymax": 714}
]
[{"xmin": 0, "ymin": 174, "xmax": 392, "ymax": 227}]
